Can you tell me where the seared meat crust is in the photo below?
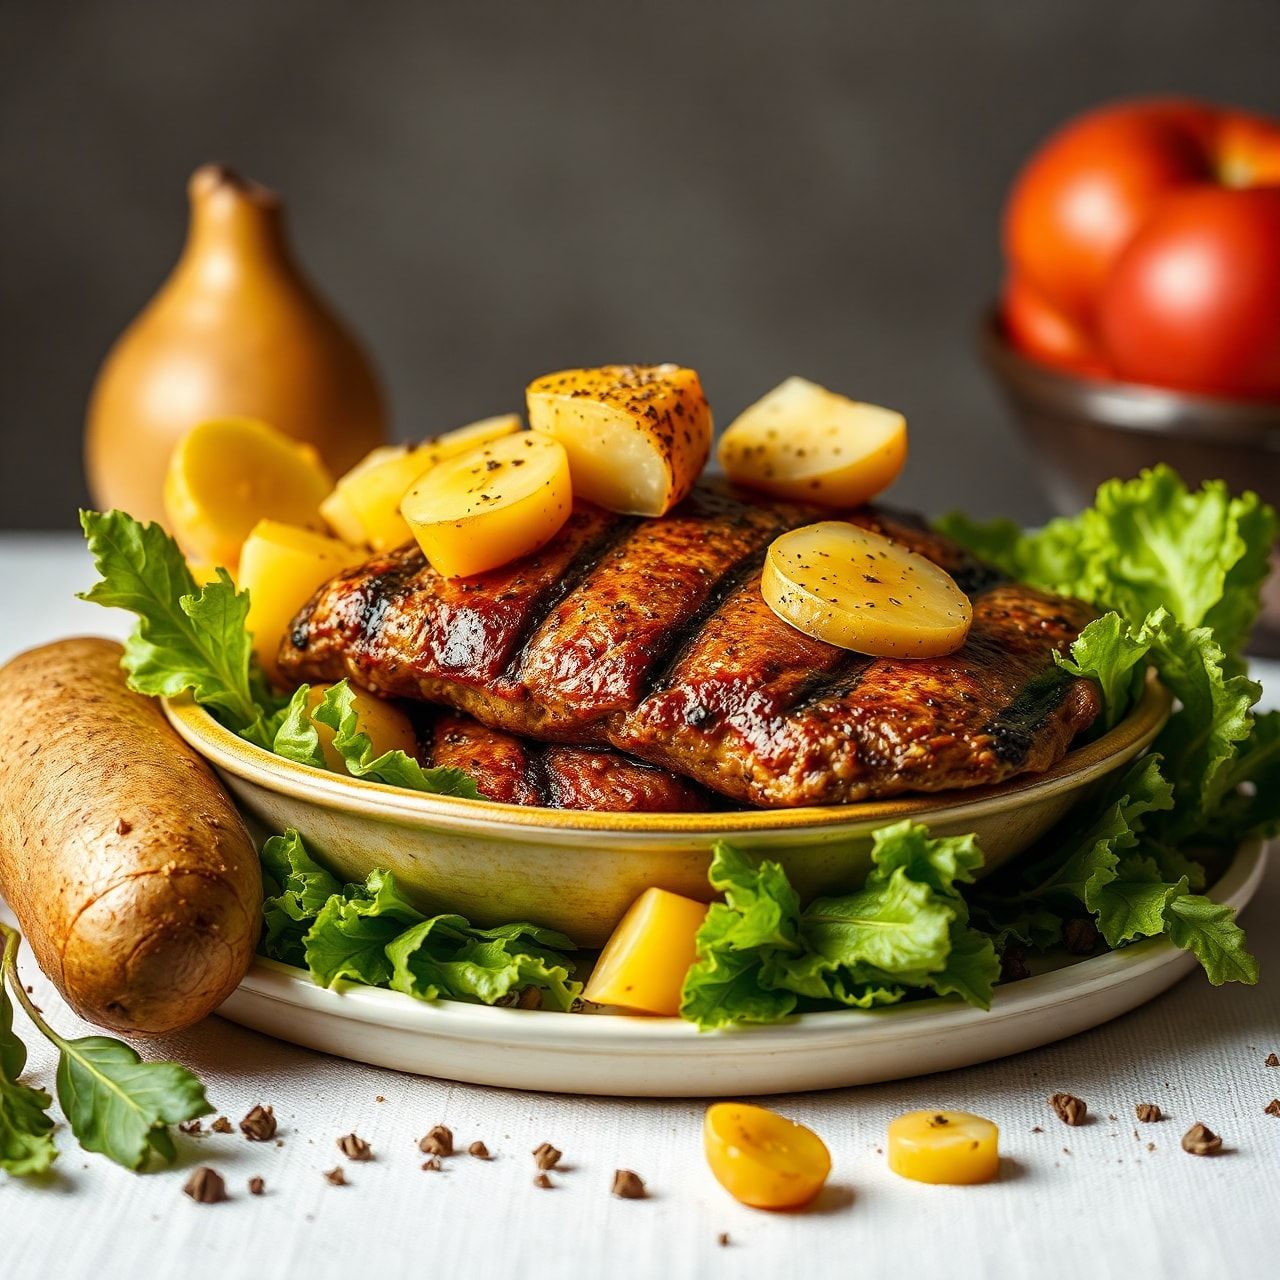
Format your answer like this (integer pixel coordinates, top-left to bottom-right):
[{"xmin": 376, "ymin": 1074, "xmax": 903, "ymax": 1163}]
[{"xmin": 281, "ymin": 488, "xmax": 1100, "ymax": 807}]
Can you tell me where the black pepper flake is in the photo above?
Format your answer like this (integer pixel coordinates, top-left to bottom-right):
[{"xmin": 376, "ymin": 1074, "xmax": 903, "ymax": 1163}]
[
  {"xmin": 717, "ymin": 1233, "xmax": 730, "ymax": 1248},
  {"xmin": 1263, "ymin": 1099, "xmax": 1280, "ymax": 1118},
  {"xmin": 183, "ymin": 1167, "xmax": 227, "ymax": 1203},
  {"xmin": 1266, "ymin": 1052, "xmax": 1279, "ymax": 1068}
]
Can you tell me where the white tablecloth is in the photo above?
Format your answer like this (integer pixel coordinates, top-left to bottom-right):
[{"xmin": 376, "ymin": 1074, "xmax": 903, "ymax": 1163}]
[{"xmin": 2, "ymin": 534, "xmax": 1277, "ymax": 1280}]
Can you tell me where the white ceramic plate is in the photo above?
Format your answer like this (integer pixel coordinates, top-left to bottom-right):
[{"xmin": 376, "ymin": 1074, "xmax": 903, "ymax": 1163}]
[{"xmin": 218, "ymin": 839, "xmax": 1268, "ymax": 1097}]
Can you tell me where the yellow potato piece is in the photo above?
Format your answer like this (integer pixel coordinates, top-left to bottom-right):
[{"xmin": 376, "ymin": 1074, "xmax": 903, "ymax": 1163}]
[
  {"xmin": 762, "ymin": 521, "xmax": 972, "ymax": 658},
  {"xmin": 238, "ymin": 520, "xmax": 366, "ymax": 682},
  {"xmin": 163, "ymin": 417, "xmax": 333, "ymax": 569},
  {"xmin": 583, "ymin": 887, "xmax": 709, "ymax": 1016},
  {"xmin": 718, "ymin": 376, "xmax": 907, "ymax": 506},
  {"xmin": 887, "ymin": 1110, "xmax": 1000, "ymax": 1185},
  {"xmin": 321, "ymin": 417, "xmax": 521, "ymax": 550},
  {"xmin": 401, "ymin": 432, "xmax": 572, "ymax": 578},
  {"xmin": 526, "ymin": 365, "xmax": 711, "ymax": 516},
  {"xmin": 303, "ymin": 683, "xmax": 419, "ymax": 773},
  {"xmin": 704, "ymin": 1103, "xmax": 832, "ymax": 1210}
]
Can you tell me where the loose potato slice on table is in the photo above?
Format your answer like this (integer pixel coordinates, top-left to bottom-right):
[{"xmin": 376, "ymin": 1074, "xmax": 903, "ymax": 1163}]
[
  {"xmin": 719, "ymin": 376, "xmax": 907, "ymax": 506},
  {"xmin": 526, "ymin": 365, "xmax": 712, "ymax": 517}
]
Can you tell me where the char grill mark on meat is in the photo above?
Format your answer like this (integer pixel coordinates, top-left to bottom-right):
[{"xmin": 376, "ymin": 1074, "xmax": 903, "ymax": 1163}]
[
  {"xmin": 280, "ymin": 488, "xmax": 1100, "ymax": 807},
  {"xmin": 427, "ymin": 712, "xmax": 710, "ymax": 812}
]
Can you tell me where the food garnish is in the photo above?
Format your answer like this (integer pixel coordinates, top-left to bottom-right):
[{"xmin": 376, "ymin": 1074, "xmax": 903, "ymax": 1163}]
[
  {"xmin": 238, "ymin": 520, "xmax": 364, "ymax": 682},
  {"xmin": 583, "ymin": 888, "xmax": 708, "ymax": 1016},
  {"xmin": 183, "ymin": 1166, "xmax": 228, "ymax": 1203},
  {"xmin": 532, "ymin": 1141, "xmax": 562, "ymax": 1171},
  {"xmin": 401, "ymin": 431, "xmax": 572, "ymax": 578},
  {"xmin": 240, "ymin": 1105, "xmax": 277, "ymax": 1141},
  {"xmin": 1180, "ymin": 1122, "xmax": 1223, "ymax": 1156},
  {"xmin": 248, "ymin": 1176, "xmax": 265, "ymax": 1195},
  {"xmin": 1050, "ymin": 1094, "xmax": 1088, "ymax": 1127},
  {"xmin": 321, "ymin": 416, "xmax": 520, "ymax": 551},
  {"xmin": 324, "ymin": 1166, "xmax": 347, "ymax": 1185},
  {"xmin": 1265, "ymin": 1100, "xmax": 1280, "ymax": 1118},
  {"xmin": 611, "ymin": 1169, "xmax": 647, "ymax": 1199},
  {"xmin": 305, "ymin": 683, "xmax": 419, "ymax": 775},
  {"xmin": 1267, "ymin": 1053, "xmax": 1279, "ymax": 1068},
  {"xmin": 337, "ymin": 1132, "xmax": 372, "ymax": 1160},
  {"xmin": 260, "ymin": 830, "xmax": 580, "ymax": 1007},
  {"xmin": 211, "ymin": 1116, "xmax": 233, "ymax": 1134},
  {"xmin": 163, "ymin": 417, "xmax": 333, "ymax": 570},
  {"xmin": 0, "ymin": 924, "xmax": 212, "ymax": 1175},
  {"xmin": 533, "ymin": 1172, "xmax": 553, "ymax": 1189},
  {"xmin": 419, "ymin": 1124, "xmax": 454, "ymax": 1157},
  {"xmin": 761, "ymin": 520, "xmax": 972, "ymax": 657},
  {"xmin": 1134, "ymin": 1103, "xmax": 1161, "ymax": 1123},
  {"xmin": 468, "ymin": 1141, "xmax": 491, "ymax": 1159},
  {"xmin": 886, "ymin": 1110, "xmax": 1000, "ymax": 1185},
  {"xmin": 526, "ymin": 364, "xmax": 712, "ymax": 517},
  {"xmin": 703, "ymin": 1102, "xmax": 831, "ymax": 1210},
  {"xmin": 718, "ymin": 376, "xmax": 907, "ymax": 506}
]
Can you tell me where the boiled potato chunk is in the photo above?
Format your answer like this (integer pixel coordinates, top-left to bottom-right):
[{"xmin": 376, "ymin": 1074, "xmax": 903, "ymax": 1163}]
[
  {"xmin": 887, "ymin": 1110, "xmax": 1000, "ymax": 1185},
  {"xmin": 762, "ymin": 521, "xmax": 972, "ymax": 658},
  {"xmin": 526, "ymin": 365, "xmax": 711, "ymax": 516},
  {"xmin": 583, "ymin": 888, "xmax": 709, "ymax": 1016},
  {"xmin": 164, "ymin": 417, "xmax": 332, "ymax": 570},
  {"xmin": 718, "ymin": 377, "xmax": 907, "ymax": 506},
  {"xmin": 401, "ymin": 432, "xmax": 572, "ymax": 578},
  {"xmin": 304, "ymin": 683, "xmax": 419, "ymax": 773},
  {"xmin": 321, "ymin": 417, "xmax": 521, "ymax": 550},
  {"xmin": 238, "ymin": 520, "xmax": 365, "ymax": 682},
  {"xmin": 704, "ymin": 1103, "xmax": 832, "ymax": 1210}
]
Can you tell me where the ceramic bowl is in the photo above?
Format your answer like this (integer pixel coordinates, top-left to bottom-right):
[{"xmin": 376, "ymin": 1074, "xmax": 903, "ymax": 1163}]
[
  {"xmin": 164, "ymin": 678, "xmax": 1169, "ymax": 947},
  {"xmin": 981, "ymin": 311, "xmax": 1280, "ymax": 655}
]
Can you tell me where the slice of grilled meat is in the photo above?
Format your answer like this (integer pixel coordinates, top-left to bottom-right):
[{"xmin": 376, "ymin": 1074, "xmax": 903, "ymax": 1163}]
[
  {"xmin": 280, "ymin": 487, "xmax": 1100, "ymax": 807},
  {"xmin": 427, "ymin": 713, "xmax": 711, "ymax": 812}
]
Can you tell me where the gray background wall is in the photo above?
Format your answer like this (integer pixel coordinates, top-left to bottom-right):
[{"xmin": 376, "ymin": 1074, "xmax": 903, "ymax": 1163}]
[{"xmin": 3, "ymin": 0, "xmax": 1278, "ymax": 529}]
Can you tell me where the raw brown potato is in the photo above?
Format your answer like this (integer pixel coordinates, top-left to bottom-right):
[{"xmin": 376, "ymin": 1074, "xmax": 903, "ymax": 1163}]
[
  {"xmin": 0, "ymin": 637, "xmax": 261, "ymax": 1035},
  {"xmin": 526, "ymin": 365, "xmax": 712, "ymax": 516}
]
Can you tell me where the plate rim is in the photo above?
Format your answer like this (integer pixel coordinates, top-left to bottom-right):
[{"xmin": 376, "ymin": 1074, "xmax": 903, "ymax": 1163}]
[{"xmin": 228, "ymin": 837, "xmax": 1266, "ymax": 1055}]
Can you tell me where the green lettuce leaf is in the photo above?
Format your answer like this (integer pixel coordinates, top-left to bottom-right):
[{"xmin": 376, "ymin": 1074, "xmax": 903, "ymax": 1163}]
[
  {"xmin": 312, "ymin": 683, "xmax": 483, "ymax": 797},
  {"xmin": 1163, "ymin": 895, "xmax": 1259, "ymax": 986},
  {"xmin": 260, "ymin": 828, "xmax": 343, "ymax": 964},
  {"xmin": 79, "ymin": 509, "xmax": 266, "ymax": 731},
  {"xmin": 680, "ymin": 824, "xmax": 998, "ymax": 1029},
  {"xmin": 304, "ymin": 869, "xmax": 427, "ymax": 988},
  {"xmin": 261, "ymin": 684, "xmax": 326, "ymax": 769}
]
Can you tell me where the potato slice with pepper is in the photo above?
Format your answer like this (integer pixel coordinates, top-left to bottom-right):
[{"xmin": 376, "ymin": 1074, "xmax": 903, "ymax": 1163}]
[
  {"xmin": 719, "ymin": 376, "xmax": 907, "ymax": 506},
  {"xmin": 526, "ymin": 365, "xmax": 711, "ymax": 517},
  {"xmin": 401, "ymin": 432, "xmax": 572, "ymax": 578}
]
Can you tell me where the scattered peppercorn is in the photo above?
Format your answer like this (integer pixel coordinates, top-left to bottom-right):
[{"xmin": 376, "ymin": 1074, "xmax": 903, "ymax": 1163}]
[
  {"xmin": 1050, "ymin": 1093, "xmax": 1088, "ymax": 1126},
  {"xmin": 248, "ymin": 1176, "xmax": 265, "ymax": 1196},
  {"xmin": 1264, "ymin": 1099, "xmax": 1280, "ymax": 1118},
  {"xmin": 612, "ymin": 1169, "xmax": 646, "ymax": 1199},
  {"xmin": 533, "ymin": 1141, "xmax": 562, "ymax": 1171},
  {"xmin": 183, "ymin": 1167, "xmax": 227, "ymax": 1203},
  {"xmin": 718, "ymin": 1233, "xmax": 731, "ymax": 1248},
  {"xmin": 179, "ymin": 1119, "xmax": 204, "ymax": 1136},
  {"xmin": 1135, "ymin": 1103, "xmax": 1162, "ymax": 1123},
  {"xmin": 1266, "ymin": 1053, "xmax": 1279, "ymax": 1068},
  {"xmin": 533, "ymin": 1173, "xmax": 553, "ymax": 1189},
  {"xmin": 468, "ymin": 1141, "xmax": 491, "ymax": 1160},
  {"xmin": 324, "ymin": 1167, "xmax": 347, "ymax": 1185},
  {"xmin": 1181, "ymin": 1123, "xmax": 1222, "ymax": 1156},
  {"xmin": 210, "ymin": 1116, "xmax": 233, "ymax": 1134},
  {"xmin": 337, "ymin": 1133, "xmax": 372, "ymax": 1161},
  {"xmin": 419, "ymin": 1125, "xmax": 453, "ymax": 1157},
  {"xmin": 240, "ymin": 1105, "xmax": 277, "ymax": 1142},
  {"xmin": 421, "ymin": 1157, "xmax": 442, "ymax": 1171}
]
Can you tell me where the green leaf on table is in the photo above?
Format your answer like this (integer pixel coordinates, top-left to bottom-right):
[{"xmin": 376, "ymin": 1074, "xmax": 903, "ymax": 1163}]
[
  {"xmin": 78, "ymin": 509, "xmax": 266, "ymax": 731},
  {"xmin": 312, "ymin": 682, "xmax": 483, "ymax": 797},
  {"xmin": 0, "ymin": 975, "xmax": 57, "ymax": 1177},
  {"xmin": 260, "ymin": 828, "xmax": 343, "ymax": 964},
  {"xmin": 54, "ymin": 1037, "xmax": 211, "ymax": 1171}
]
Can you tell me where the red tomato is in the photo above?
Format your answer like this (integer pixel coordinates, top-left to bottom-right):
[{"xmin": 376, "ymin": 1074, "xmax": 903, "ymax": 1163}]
[
  {"xmin": 1004, "ymin": 99, "xmax": 1215, "ymax": 324},
  {"xmin": 1098, "ymin": 187, "xmax": 1280, "ymax": 400},
  {"xmin": 1001, "ymin": 96, "xmax": 1280, "ymax": 399},
  {"xmin": 1000, "ymin": 275, "xmax": 1109, "ymax": 378}
]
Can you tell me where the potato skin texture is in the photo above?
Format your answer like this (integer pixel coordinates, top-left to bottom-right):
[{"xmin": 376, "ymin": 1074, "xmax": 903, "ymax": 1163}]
[{"xmin": 0, "ymin": 637, "xmax": 261, "ymax": 1034}]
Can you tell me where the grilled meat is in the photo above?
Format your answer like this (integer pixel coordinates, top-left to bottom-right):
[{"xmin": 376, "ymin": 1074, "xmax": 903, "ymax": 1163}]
[
  {"xmin": 280, "ymin": 487, "xmax": 1100, "ymax": 807},
  {"xmin": 426, "ymin": 712, "xmax": 711, "ymax": 812}
]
